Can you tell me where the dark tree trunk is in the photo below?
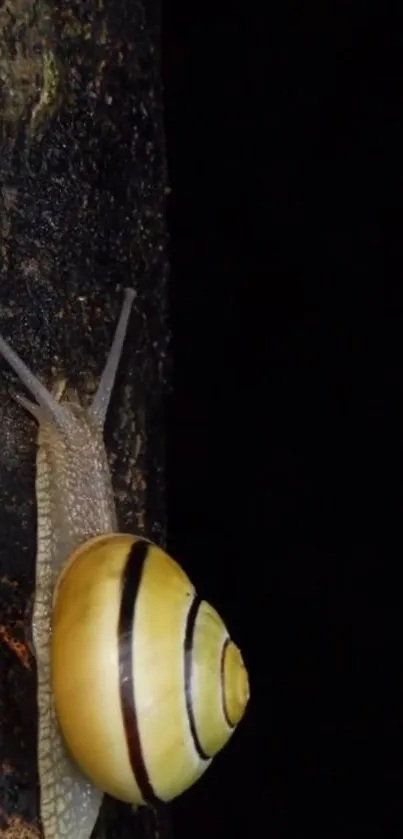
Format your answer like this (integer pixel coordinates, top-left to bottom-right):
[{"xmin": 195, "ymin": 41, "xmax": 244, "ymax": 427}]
[{"xmin": 0, "ymin": 1, "xmax": 170, "ymax": 836}]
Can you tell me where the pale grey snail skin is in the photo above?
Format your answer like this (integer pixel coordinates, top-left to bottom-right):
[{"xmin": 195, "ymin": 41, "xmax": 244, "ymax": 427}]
[{"xmin": 0, "ymin": 288, "xmax": 136, "ymax": 839}]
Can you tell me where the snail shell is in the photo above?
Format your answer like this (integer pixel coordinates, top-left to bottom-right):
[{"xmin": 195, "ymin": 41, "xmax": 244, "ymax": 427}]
[{"xmin": 52, "ymin": 532, "xmax": 249, "ymax": 804}]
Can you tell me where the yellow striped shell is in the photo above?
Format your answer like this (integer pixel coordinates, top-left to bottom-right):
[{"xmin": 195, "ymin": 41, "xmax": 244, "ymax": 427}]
[{"xmin": 51, "ymin": 533, "xmax": 250, "ymax": 804}]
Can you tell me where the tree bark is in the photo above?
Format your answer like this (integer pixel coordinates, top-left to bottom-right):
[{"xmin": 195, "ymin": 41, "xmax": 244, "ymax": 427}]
[{"xmin": 0, "ymin": 1, "xmax": 169, "ymax": 836}]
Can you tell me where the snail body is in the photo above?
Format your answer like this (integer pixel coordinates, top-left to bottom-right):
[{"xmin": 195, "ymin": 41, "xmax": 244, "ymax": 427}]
[{"xmin": 0, "ymin": 290, "xmax": 249, "ymax": 839}]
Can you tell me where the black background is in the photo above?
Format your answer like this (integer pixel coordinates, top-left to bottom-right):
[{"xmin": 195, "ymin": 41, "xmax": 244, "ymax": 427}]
[{"xmin": 162, "ymin": 5, "xmax": 402, "ymax": 838}]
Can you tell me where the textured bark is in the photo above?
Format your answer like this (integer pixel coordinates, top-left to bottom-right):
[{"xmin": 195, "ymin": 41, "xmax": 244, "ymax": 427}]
[{"xmin": 0, "ymin": 1, "xmax": 169, "ymax": 836}]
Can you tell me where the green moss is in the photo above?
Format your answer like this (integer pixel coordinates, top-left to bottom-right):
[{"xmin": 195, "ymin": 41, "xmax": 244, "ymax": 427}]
[{"xmin": 29, "ymin": 48, "xmax": 62, "ymax": 135}]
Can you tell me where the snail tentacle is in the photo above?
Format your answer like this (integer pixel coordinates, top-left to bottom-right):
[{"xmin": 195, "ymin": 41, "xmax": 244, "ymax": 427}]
[
  {"xmin": 88, "ymin": 287, "xmax": 136, "ymax": 428},
  {"xmin": 0, "ymin": 333, "xmax": 68, "ymax": 428}
]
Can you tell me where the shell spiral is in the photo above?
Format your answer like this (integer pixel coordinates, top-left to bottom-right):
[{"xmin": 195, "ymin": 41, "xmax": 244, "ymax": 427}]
[{"xmin": 51, "ymin": 533, "xmax": 250, "ymax": 804}]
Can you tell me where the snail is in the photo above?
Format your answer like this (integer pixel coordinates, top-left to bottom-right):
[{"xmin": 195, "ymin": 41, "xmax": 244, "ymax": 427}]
[{"xmin": 0, "ymin": 289, "xmax": 250, "ymax": 839}]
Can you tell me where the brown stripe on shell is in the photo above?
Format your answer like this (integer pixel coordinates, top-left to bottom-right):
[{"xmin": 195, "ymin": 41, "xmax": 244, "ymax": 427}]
[
  {"xmin": 184, "ymin": 595, "xmax": 211, "ymax": 761},
  {"xmin": 118, "ymin": 539, "xmax": 159, "ymax": 804},
  {"xmin": 220, "ymin": 637, "xmax": 236, "ymax": 729}
]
